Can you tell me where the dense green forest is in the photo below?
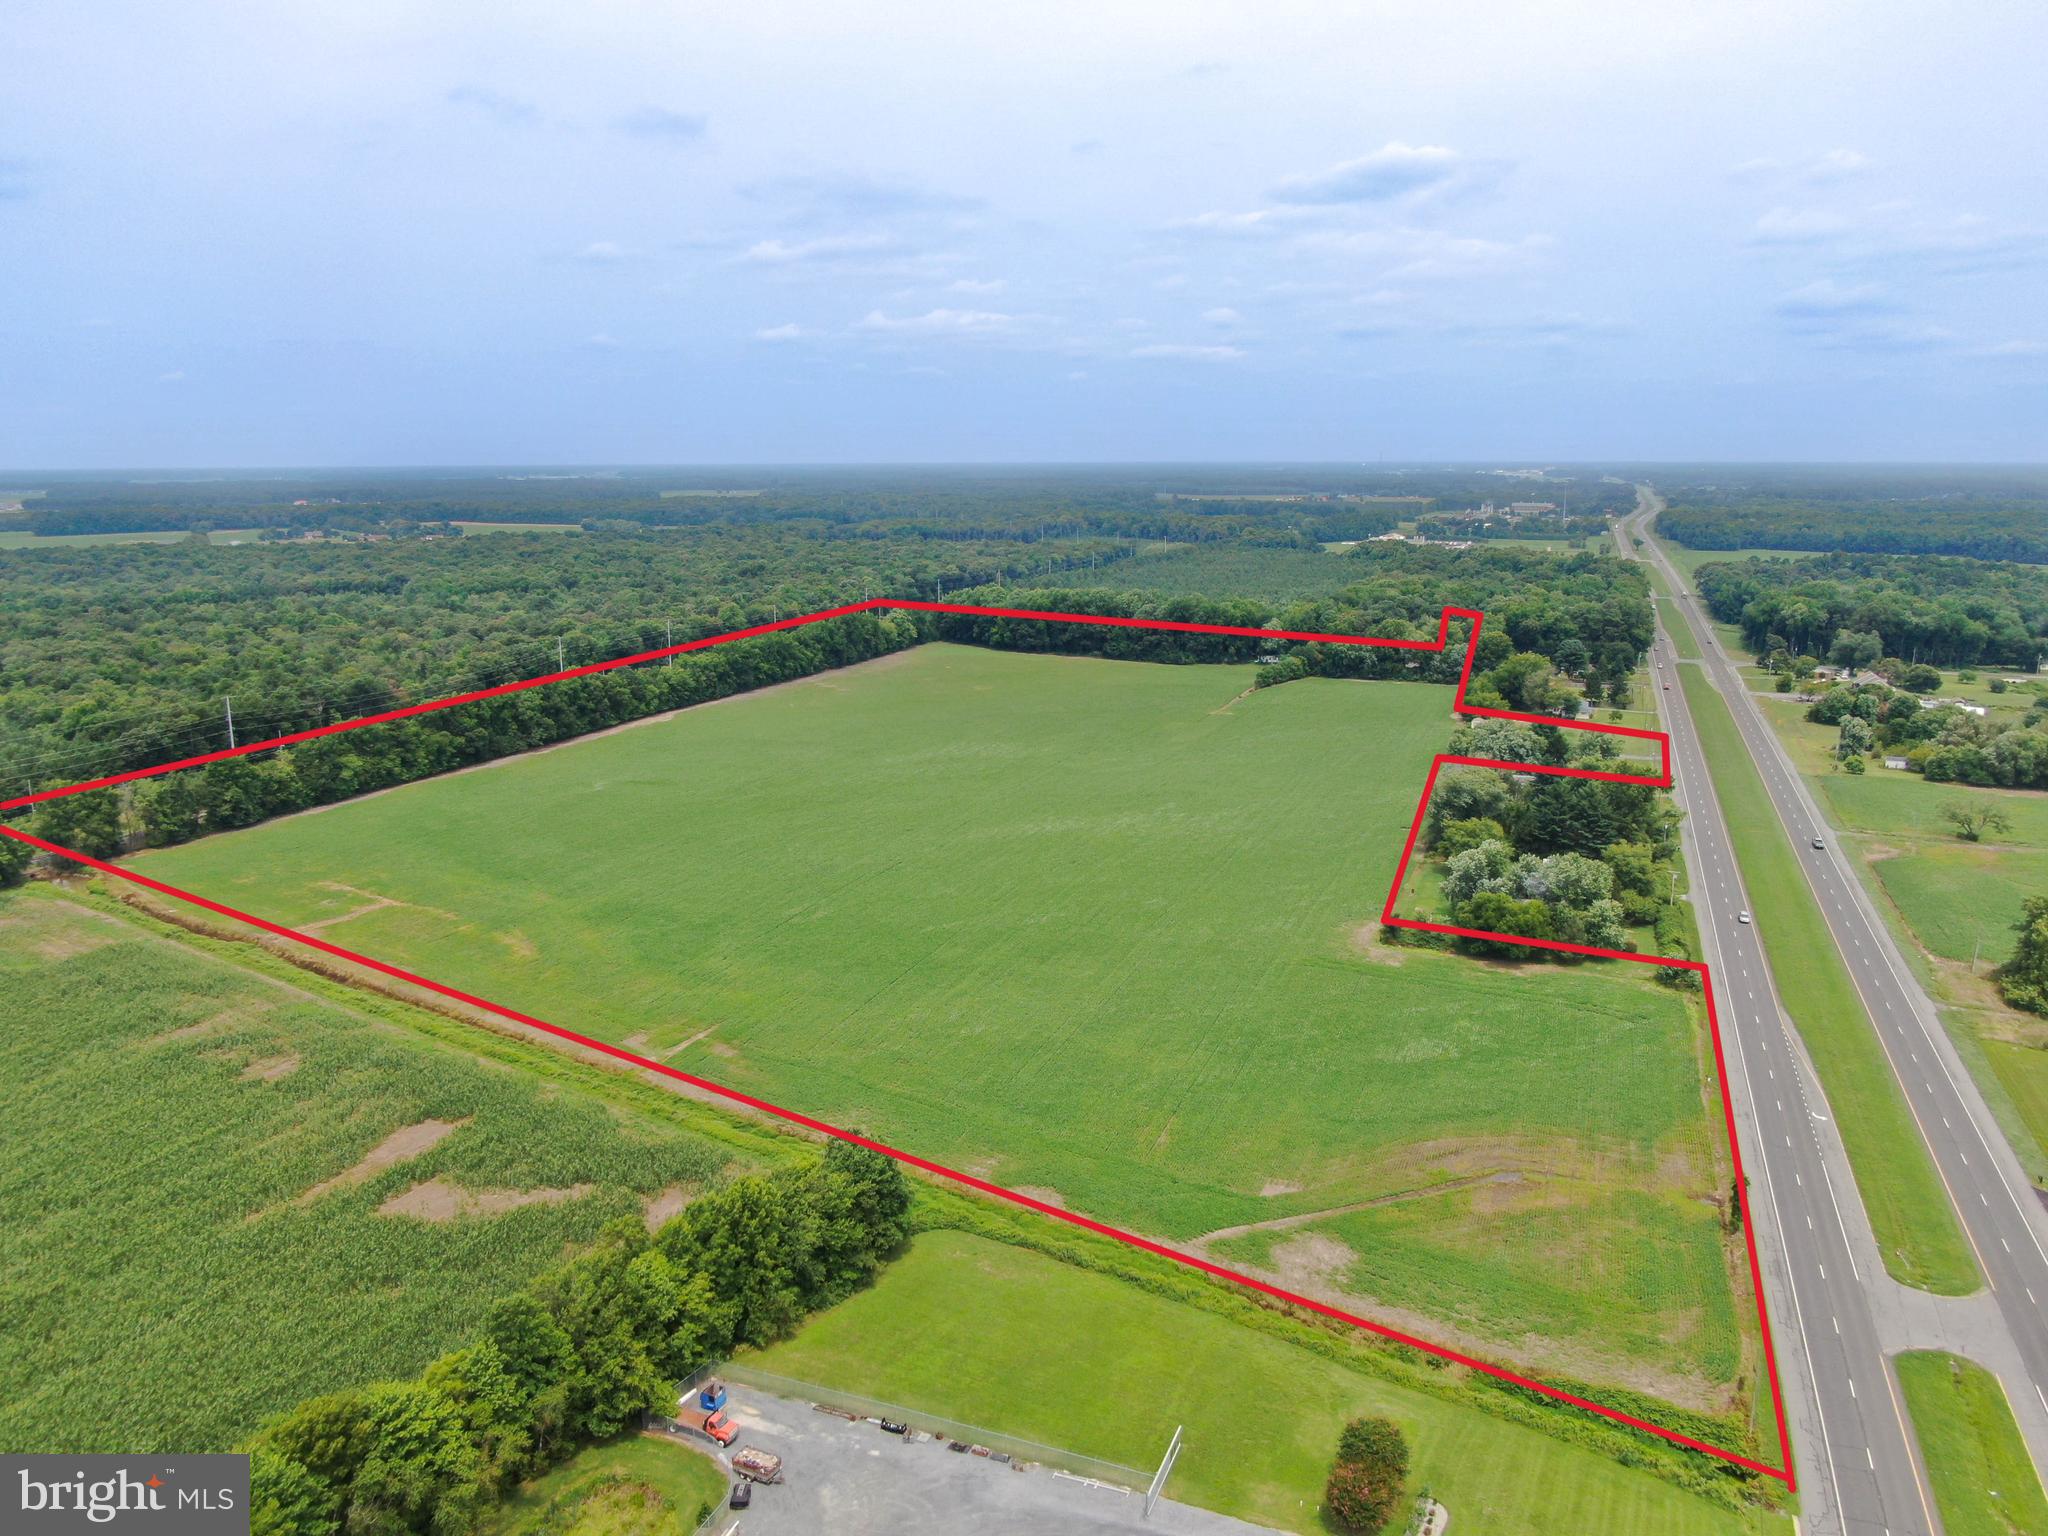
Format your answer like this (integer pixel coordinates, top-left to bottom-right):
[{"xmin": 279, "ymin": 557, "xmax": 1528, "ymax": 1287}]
[
  {"xmin": 1657, "ymin": 472, "xmax": 2048, "ymax": 563},
  {"xmin": 1694, "ymin": 553, "xmax": 2048, "ymax": 670},
  {"xmin": 2, "ymin": 528, "xmax": 1652, "ymax": 865},
  {"xmin": 0, "ymin": 527, "xmax": 1124, "ymax": 803}
]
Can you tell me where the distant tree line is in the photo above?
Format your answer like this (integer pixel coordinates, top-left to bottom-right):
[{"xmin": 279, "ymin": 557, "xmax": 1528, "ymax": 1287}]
[
  {"xmin": 13, "ymin": 466, "xmax": 1633, "ymax": 540},
  {"xmin": 1658, "ymin": 483, "xmax": 2048, "ymax": 564},
  {"xmin": 247, "ymin": 1142, "xmax": 911, "ymax": 1536},
  {"xmin": 1693, "ymin": 554, "xmax": 2048, "ymax": 671}
]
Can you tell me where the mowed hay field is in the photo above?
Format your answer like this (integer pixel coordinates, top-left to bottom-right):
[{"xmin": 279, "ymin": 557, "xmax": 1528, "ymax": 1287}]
[
  {"xmin": 0, "ymin": 892, "xmax": 737, "ymax": 1452},
  {"xmin": 135, "ymin": 644, "xmax": 1741, "ymax": 1402},
  {"xmin": 752, "ymin": 1230, "xmax": 1787, "ymax": 1536}
]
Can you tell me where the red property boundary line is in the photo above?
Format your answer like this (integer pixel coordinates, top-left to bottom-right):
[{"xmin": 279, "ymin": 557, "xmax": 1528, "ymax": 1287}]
[{"xmin": 0, "ymin": 599, "xmax": 1794, "ymax": 1488}]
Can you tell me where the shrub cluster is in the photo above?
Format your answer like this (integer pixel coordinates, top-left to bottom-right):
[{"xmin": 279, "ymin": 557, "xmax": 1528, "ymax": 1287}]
[
  {"xmin": 1420, "ymin": 744, "xmax": 1682, "ymax": 964},
  {"xmin": 1801, "ymin": 678, "xmax": 2048, "ymax": 788}
]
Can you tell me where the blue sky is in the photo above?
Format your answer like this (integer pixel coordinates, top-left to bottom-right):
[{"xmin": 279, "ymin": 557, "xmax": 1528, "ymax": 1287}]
[{"xmin": 2, "ymin": 0, "xmax": 2044, "ymax": 466}]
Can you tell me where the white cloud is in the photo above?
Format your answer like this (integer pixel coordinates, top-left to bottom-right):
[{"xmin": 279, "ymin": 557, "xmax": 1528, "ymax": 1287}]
[
  {"xmin": 1750, "ymin": 205, "xmax": 1853, "ymax": 245},
  {"xmin": 1130, "ymin": 343, "xmax": 1244, "ymax": 361},
  {"xmin": 1773, "ymin": 278, "xmax": 1894, "ymax": 318},
  {"xmin": 616, "ymin": 106, "xmax": 707, "ymax": 142},
  {"xmin": 1202, "ymin": 306, "xmax": 1244, "ymax": 327},
  {"xmin": 1300, "ymin": 228, "xmax": 1552, "ymax": 280},
  {"xmin": 948, "ymin": 277, "xmax": 1007, "ymax": 295},
  {"xmin": 745, "ymin": 233, "xmax": 896, "ymax": 265},
  {"xmin": 1169, "ymin": 207, "xmax": 1317, "ymax": 236},
  {"xmin": 855, "ymin": 307, "xmax": 1020, "ymax": 338},
  {"xmin": 1735, "ymin": 148, "xmax": 1873, "ymax": 184},
  {"xmin": 574, "ymin": 240, "xmax": 631, "ymax": 263},
  {"xmin": 753, "ymin": 323, "xmax": 809, "ymax": 342},
  {"xmin": 155, "ymin": 369, "xmax": 186, "ymax": 384},
  {"xmin": 1273, "ymin": 143, "xmax": 1505, "ymax": 205},
  {"xmin": 585, "ymin": 331, "xmax": 622, "ymax": 348},
  {"xmin": 1980, "ymin": 338, "xmax": 2048, "ymax": 356},
  {"xmin": 444, "ymin": 85, "xmax": 540, "ymax": 127}
]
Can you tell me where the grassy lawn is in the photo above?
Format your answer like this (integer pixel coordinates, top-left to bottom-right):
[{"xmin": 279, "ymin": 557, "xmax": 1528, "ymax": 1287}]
[
  {"xmin": 136, "ymin": 644, "xmax": 1743, "ymax": 1406},
  {"xmin": 1896, "ymin": 1352, "xmax": 2048, "ymax": 1536},
  {"xmin": 752, "ymin": 1229, "xmax": 1784, "ymax": 1536},
  {"xmin": 479, "ymin": 1436, "xmax": 727, "ymax": 1536},
  {"xmin": 0, "ymin": 891, "xmax": 742, "ymax": 1452},
  {"xmin": 1677, "ymin": 665, "xmax": 1980, "ymax": 1294}
]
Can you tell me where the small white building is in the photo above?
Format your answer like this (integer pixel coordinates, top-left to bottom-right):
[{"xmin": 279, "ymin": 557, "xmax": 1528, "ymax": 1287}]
[{"xmin": 1883, "ymin": 755, "xmax": 1910, "ymax": 770}]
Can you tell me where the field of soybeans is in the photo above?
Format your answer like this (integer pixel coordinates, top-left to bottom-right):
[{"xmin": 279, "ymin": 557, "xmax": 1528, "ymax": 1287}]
[
  {"xmin": 132, "ymin": 643, "xmax": 1743, "ymax": 1402},
  {"xmin": 0, "ymin": 891, "xmax": 744, "ymax": 1452}
]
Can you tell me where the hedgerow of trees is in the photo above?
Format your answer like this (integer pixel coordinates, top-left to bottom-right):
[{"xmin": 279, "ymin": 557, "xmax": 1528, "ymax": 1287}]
[{"xmin": 247, "ymin": 1141, "xmax": 911, "ymax": 1536}]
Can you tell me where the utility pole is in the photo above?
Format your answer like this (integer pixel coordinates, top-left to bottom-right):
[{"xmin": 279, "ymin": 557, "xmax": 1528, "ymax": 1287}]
[
  {"xmin": 224, "ymin": 697, "xmax": 236, "ymax": 750},
  {"xmin": 556, "ymin": 637, "xmax": 565, "ymax": 672},
  {"xmin": 665, "ymin": 620, "xmax": 673, "ymax": 664}
]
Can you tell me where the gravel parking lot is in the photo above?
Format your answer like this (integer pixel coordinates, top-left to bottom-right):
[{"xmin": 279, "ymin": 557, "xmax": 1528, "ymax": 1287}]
[{"xmin": 671, "ymin": 1387, "xmax": 1278, "ymax": 1536}]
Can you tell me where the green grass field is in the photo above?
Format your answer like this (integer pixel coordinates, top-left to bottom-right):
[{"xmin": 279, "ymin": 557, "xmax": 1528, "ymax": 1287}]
[
  {"xmin": 752, "ymin": 1229, "xmax": 1785, "ymax": 1536},
  {"xmin": 478, "ymin": 1436, "xmax": 727, "ymax": 1536},
  {"xmin": 0, "ymin": 891, "xmax": 741, "ymax": 1452},
  {"xmin": 1896, "ymin": 1352, "xmax": 2048, "ymax": 1536},
  {"xmin": 136, "ymin": 644, "xmax": 1742, "ymax": 1403},
  {"xmin": 1678, "ymin": 665, "xmax": 1981, "ymax": 1294},
  {"xmin": 451, "ymin": 520, "xmax": 584, "ymax": 534}
]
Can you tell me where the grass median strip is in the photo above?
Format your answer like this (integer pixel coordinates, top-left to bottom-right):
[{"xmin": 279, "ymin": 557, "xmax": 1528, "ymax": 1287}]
[
  {"xmin": 1677, "ymin": 664, "xmax": 1980, "ymax": 1295},
  {"xmin": 1895, "ymin": 1351, "xmax": 2048, "ymax": 1536}
]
